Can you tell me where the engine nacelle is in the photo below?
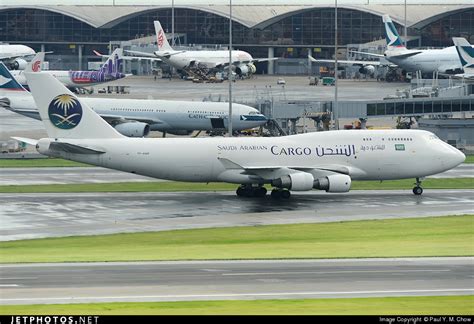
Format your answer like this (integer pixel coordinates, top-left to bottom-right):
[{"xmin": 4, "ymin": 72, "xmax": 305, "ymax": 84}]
[
  {"xmin": 235, "ymin": 63, "xmax": 256, "ymax": 76},
  {"xmin": 12, "ymin": 58, "xmax": 27, "ymax": 70},
  {"xmin": 313, "ymin": 174, "xmax": 351, "ymax": 193},
  {"xmin": 166, "ymin": 130, "xmax": 193, "ymax": 136},
  {"xmin": 359, "ymin": 65, "xmax": 375, "ymax": 75},
  {"xmin": 272, "ymin": 172, "xmax": 314, "ymax": 191},
  {"xmin": 114, "ymin": 122, "xmax": 150, "ymax": 137}
]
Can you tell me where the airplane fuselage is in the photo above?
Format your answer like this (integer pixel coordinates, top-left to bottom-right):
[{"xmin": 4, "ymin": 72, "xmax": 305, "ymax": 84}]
[
  {"xmin": 36, "ymin": 129, "xmax": 464, "ymax": 183},
  {"xmin": 386, "ymin": 46, "xmax": 471, "ymax": 74},
  {"xmin": 11, "ymin": 70, "xmax": 126, "ymax": 88},
  {"xmin": 0, "ymin": 45, "xmax": 35, "ymax": 60},
  {"xmin": 160, "ymin": 50, "xmax": 253, "ymax": 70},
  {"xmin": 3, "ymin": 93, "xmax": 267, "ymax": 132}
]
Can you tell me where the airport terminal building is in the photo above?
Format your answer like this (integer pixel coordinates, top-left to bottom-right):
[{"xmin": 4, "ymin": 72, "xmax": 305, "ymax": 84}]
[{"xmin": 0, "ymin": 1, "xmax": 473, "ymax": 73}]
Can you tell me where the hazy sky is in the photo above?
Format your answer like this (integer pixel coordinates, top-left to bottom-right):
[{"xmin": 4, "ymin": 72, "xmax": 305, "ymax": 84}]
[{"xmin": 1, "ymin": 0, "xmax": 470, "ymax": 6}]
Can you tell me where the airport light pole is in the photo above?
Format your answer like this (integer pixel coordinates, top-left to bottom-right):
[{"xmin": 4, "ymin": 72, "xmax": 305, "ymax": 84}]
[
  {"xmin": 334, "ymin": 0, "xmax": 339, "ymax": 130},
  {"xmin": 404, "ymin": 0, "xmax": 407, "ymax": 47},
  {"xmin": 228, "ymin": 0, "xmax": 233, "ymax": 137},
  {"xmin": 172, "ymin": 0, "xmax": 175, "ymax": 47}
]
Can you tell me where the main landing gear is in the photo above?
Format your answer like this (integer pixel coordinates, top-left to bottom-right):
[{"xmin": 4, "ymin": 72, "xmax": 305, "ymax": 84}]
[
  {"xmin": 236, "ymin": 185, "xmax": 267, "ymax": 198},
  {"xmin": 413, "ymin": 177, "xmax": 423, "ymax": 195},
  {"xmin": 236, "ymin": 185, "xmax": 291, "ymax": 199}
]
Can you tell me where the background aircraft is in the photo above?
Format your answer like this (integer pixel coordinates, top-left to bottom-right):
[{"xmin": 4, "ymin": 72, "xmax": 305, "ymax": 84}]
[
  {"xmin": 309, "ymin": 14, "xmax": 474, "ymax": 76},
  {"xmin": 128, "ymin": 20, "xmax": 276, "ymax": 78},
  {"xmin": 0, "ymin": 44, "xmax": 35, "ymax": 70},
  {"xmin": 16, "ymin": 72, "xmax": 465, "ymax": 199},
  {"xmin": 0, "ymin": 62, "xmax": 267, "ymax": 137},
  {"xmin": 10, "ymin": 48, "xmax": 128, "ymax": 90},
  {"xmin": 452, "ymin": 37, "xmax": 474, "ymax": 80}
]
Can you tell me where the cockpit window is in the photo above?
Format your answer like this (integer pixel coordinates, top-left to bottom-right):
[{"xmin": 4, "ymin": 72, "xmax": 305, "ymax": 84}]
[
  {"xmin": 248, "ymin": 111, "xmax": 259, "ymax": 115},
  {"xmin": 428, "ymin": 135, "xmax": 439, "ymax": 140}
]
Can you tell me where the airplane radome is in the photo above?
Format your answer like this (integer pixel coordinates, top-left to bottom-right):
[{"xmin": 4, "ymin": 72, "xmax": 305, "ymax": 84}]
[{"xmin": 20, "ymin": 72, "xmax": 466, "ymax": 199}]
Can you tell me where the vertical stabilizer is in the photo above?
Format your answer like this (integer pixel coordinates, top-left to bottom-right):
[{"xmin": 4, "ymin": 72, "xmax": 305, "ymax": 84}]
[
  {"xmin": 452, "ymin": 37, "xmax": 474, "ymax": 73},
  {"xmin": 0, "ymin": 62, "xmax": 27, "ymax": 92},
  {"xmin": 383, "ymin": 14, "xmax": 406, "ymax": 51},
  {"xmin": 25, "ymin": 72, "xmax": 123, "ymax": 139},
  {"xmin": 25, "ymin": 52, "xmax": 45, "ymax": 73},
  {"xmin": 154, "ymin": 20, "xmax": 173, "ymax": 52},
  {"xmin": 100, "ymin": 48, "xmax": 123, "ymax": 74}
]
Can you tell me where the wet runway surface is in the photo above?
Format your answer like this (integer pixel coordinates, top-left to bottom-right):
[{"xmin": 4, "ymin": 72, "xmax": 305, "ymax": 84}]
[
  {"xmin": 0, "ymin": 163, "xmax": 471, "ymax": 186},
  {"xmin": 1, "ymin": 257, "xmax": 472, "ymax": 305},
  {"xmin": 1, "ymin": 190, "xmax": 473, "ymax": 241}
]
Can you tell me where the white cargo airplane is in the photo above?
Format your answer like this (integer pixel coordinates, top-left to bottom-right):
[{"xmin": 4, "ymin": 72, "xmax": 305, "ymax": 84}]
[
  {"xmin": 0, "ymin": 62, "xmax": 267, "ymax": 137},
  {"xmin": 10, "ymin": 49, "xmax": 128, "ymax": 90},
  {"xmin": 0, "ymin": 44, "xmax": 35, "ymax": 70},
  {"xmin": 15, "ymin": 72, "xmax": 465, "ymax": 198},
  {"xmin": 128, "ymin": 20, "xmax": 275, "ymax": 77},
  {"xmin": 452, "ymin": 37, "xmax": 474, "ymax": 80},
  {"xmin": 309, "ymin": 15, "xmax": 472, "ymax": 75}
]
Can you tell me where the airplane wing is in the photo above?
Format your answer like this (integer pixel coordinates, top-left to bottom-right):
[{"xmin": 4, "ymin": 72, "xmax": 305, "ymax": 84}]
[
  {"xmin": 4, "ymin": 106, "xmax": 164, "ymax": 126},
  {"xmin": 218, "ymin": 157, "xmax": 351, "ymax": 181},
  {"xmin": 104, "ymin": 50, "xmax": 162, "ymax": 62},
  {"xmin": 98, "ymin": 113, "xmax": 165, "ymax": 125},
  {"xmin": 348, "ymin": 50, "xmax": 385, "ymax": 58},
  {"xmin": 309, "ymin": 57, "xmax": 382, "ymax": 66}
]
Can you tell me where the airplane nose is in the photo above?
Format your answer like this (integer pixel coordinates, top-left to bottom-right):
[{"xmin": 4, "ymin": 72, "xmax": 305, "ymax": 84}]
[{"xmin": 446, "ymin": 146, "xmax": 466, "ymax": 168}]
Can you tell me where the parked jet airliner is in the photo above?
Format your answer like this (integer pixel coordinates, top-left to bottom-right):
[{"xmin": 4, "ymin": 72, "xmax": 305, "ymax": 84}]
[
  {"xmin": 16, "ymin": 72, "xmax": 465, "ymax": 198},
  {"xmin": 0, "ymin": 62, "xmax": 267, "ymax": 137},
  {"xmin": 128, "ymin": 21, "xmax": 276, "ymax": 77},
  {"xmin": 9, "ymin": 49, "xmax": 127, "ymax": 90},
  {"xmin": 309, "ymin": 15, "xmax": 473, "ymax": 76}
]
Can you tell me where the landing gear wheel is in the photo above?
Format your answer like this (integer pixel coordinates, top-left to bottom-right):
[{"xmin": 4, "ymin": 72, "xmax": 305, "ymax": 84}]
[
  {"xmin": 255, "ymin": 187, "xmax": 267, "ymax": 197},
  {"xmin": 412, "ymin": 177, "xmax": 423, "ymax": 196},
  {"xmin": 236, "ymin": 187, "xmax": 245, "ymax": 197},
  {"xmin": 270, "ymin": 189, "xmax": 291, "ymax": 199},
  {"xmin": 271, "ymin": 189, "xmax": 281, "ymax": 199},
  {"xmin": 413, "ymin": 186, "xmax": 423, "ymax": 195},
  {"xmin": 281, "ymin": 190, "xmax": 291, "ymax": 199}
]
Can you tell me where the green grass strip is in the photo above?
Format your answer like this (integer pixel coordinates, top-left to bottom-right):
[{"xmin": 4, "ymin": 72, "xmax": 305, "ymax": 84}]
[
  {"xmin": 0, "ymin": 178, "xmax": 472, "ymax": 193},
  {"xmin": 0, "ymin": 158, "xmax": 88, "ymax": 168},
  {"xmin": 0, "ymin": 296, "xmax": 472, "ymax": 315},
  {"xmin": 1, "ymin": 215, "xmax": 472, "ymax": 263}
]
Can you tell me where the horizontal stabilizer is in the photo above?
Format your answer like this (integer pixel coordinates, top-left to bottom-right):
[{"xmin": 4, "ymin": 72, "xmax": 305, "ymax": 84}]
[
  {"xmin": 49, "ymin": 142, "xmax": 105, "ymax": 154},
  {"xmin": 11, "ymin": 136, "xmax": 38, "ymax": 146}
]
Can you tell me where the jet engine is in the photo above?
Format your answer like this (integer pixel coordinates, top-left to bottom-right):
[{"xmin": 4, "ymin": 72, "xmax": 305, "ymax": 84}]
[
  {"xmin": 313, "ymin": 174, "xmax": 351, "ymax": 193},
  {"xmin": 114, "ymin": 122, "xmax": 150, "ymax": 137},
  {"xmin": 235, "ymin": 63, "xmax": 256, "ymax": 76},
  {"xmin": 272, "ymin": 172, "xmax": 314, "ymax": 191},
  {"xmin": 359, "ymin": 65, "xmax": 375, "ymax": 75},
  {"xmin": 11, "ymin": 58, "xmax": 28, "ymax": 70}
]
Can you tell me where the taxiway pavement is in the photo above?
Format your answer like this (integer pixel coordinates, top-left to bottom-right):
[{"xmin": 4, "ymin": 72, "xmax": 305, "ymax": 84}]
[
  {"xmin": 1, "ymin": 257, "xmax": 472, "ymax": 305},
  {"xmin": 1, "ymin": 190, "xmax": 473, "ymax": 241}
]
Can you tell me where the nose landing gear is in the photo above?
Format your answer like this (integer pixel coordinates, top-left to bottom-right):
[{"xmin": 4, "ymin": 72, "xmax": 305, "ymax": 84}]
[{"xmin": 413, "ymin": 177, "xmax": 423, "ymax": 195}]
